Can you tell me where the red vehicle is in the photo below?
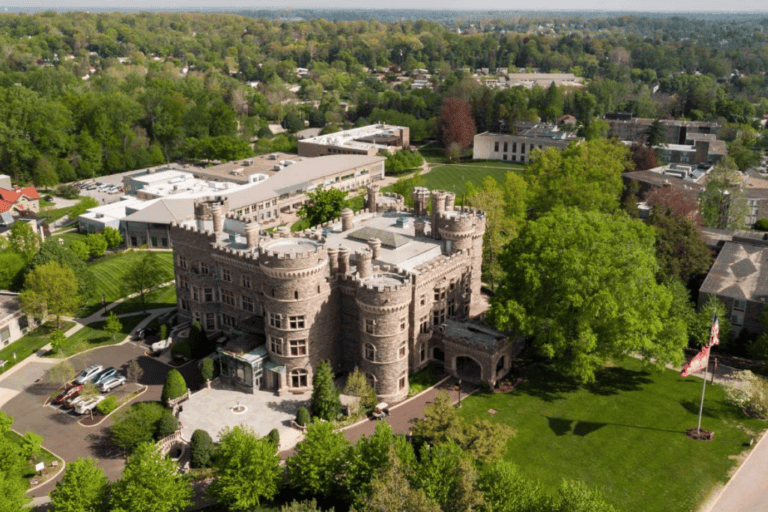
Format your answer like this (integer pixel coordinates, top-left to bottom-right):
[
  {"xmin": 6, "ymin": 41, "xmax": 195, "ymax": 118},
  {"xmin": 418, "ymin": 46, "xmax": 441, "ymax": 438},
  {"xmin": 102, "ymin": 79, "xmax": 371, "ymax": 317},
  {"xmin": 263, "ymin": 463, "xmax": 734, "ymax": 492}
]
[{"xmin": 53, "ymin": 385, "xmax": 82, "ymax": 405}]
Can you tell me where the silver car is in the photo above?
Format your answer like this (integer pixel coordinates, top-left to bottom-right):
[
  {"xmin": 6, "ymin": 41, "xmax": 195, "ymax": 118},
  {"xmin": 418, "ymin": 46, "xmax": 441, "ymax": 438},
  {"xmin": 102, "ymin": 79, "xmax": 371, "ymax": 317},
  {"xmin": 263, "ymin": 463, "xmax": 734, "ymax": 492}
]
[
  {"xmin": 99, "ymin": 374, "xmax": 126, "ymax": 393},
  {"xmin": 92, "ymin": 367, "xmax": 118, "ymax": 387},
  {"xmin": 74, "ymin": 365, "xmax": 103, "ymax": 385}
]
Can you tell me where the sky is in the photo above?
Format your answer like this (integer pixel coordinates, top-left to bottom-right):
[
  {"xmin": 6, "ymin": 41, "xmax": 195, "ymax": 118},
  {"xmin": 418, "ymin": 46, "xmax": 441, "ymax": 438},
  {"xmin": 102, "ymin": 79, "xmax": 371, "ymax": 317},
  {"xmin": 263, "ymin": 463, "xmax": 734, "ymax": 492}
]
[{"xmin": 5, "ymin": 1, "xmax": 768, "ymax": 12}]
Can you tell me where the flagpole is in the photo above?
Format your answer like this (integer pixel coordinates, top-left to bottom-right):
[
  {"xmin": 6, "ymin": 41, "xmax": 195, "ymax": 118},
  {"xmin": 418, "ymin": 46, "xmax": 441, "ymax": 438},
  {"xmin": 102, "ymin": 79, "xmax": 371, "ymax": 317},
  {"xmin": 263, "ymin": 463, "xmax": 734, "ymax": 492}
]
[{"xmin": 696, "ymin": 352, "xmax": 710, "ymax": 436}]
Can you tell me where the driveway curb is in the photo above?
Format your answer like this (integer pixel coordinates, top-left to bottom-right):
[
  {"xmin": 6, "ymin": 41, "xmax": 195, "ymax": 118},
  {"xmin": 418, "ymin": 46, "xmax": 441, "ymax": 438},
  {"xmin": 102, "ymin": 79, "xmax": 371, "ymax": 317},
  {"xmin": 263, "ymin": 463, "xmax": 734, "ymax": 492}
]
[{"xmin": 77, "ymin": 384, "xmax": 148, "ymax": 428}]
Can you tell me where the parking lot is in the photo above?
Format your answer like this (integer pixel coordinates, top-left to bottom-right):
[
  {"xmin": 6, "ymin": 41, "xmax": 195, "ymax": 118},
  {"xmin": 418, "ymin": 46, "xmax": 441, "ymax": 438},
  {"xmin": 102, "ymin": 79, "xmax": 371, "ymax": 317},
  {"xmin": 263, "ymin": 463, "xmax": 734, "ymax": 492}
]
[
  {"xmin": 1, "ymin": 341, "xmax": 202, "ymax": 497},
  {"xmin": 73, "ymin": 168, "xmax": 145, "ymax": 205}
]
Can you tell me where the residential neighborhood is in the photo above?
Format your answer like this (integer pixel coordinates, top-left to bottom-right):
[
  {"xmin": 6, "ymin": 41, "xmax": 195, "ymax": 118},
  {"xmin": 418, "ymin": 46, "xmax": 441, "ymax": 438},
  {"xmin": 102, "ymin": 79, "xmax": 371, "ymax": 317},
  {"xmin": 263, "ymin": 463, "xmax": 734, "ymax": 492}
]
[{"xmin": 2, "ymin": 7, "xmax": 768, "ymax": 512}]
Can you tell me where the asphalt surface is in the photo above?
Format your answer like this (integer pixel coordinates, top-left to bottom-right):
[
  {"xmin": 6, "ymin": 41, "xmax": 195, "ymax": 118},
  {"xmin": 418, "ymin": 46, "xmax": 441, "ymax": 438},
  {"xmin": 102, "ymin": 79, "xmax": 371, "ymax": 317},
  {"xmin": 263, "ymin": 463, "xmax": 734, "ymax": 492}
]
[{"xmin": 707, "ymin": 429, "xmax": 768, "ymax": 512}]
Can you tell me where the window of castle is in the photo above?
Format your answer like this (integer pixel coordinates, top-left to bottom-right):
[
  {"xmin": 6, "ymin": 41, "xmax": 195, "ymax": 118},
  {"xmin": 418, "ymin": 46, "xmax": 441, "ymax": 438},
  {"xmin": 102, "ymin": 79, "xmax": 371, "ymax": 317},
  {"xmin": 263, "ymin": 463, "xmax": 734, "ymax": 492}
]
[
  {"xmin": 205, "ymin": 313, "xmax": 216, "ymax": 331},
  {"xmin": 269, "ymin": 313, "xmax": 282, "ymax": 329},
  {"xmin": 269, "ymin": 336, "xmax": 283, "ymax": 355},
  {"xmin": 365, "ymin": 343, "xmax": 375, "ymax": 361},
  {"xmin": 242, "ymin": 274, "xmax": 251, "ymax": 288},
  {"xmin": 434, "ymin": 288, "xmax": 440, "ymax": 301},
  {"xmin": 204, "ymin": 288, "xmax": 214, "ymax": 302},
  {"xmin": 242, "ymin": 296, "xmax": 254, "ymax": 313},
  {"xmin": 222, "ymin": 290, "xmax": 235, "ymax": 306},
  {"xmin": 494, "ymin": 141, "xmax": 499, "ymax": 152},
  {"xmin": 400, "ymin": 318, "xmax": 406, "ymax": 331},
  {"xmin": 290, "ymin": 369, "xmax": 307, "ymax": 388},
  {"xmin": 192, "ymin": 287, "xmax": 199, "ymax": 302},
  {"xmin": 290, "ymin": 339, "xmax": 307, "ymax": 356},
  {"xmin": 399, "ymin": 345, "xmax": 406, "ymax": 358},
  {"xmin": 420, "ymin": 295, "xmax": 426, "ymax": 306},
  {"xmin": 178, "ymin": 277, "xmax": 188, "ymax": 290},
  {"xmin": 178, "ymin": 255, "xmax": 187, "ymax": 269},
  {"xmin": 199, "ymin": 262, "xmax": 209, "ymax": 275},
  {"xmin": 399, "ymin": 376, "xmax": 406, "ymax": 390},
  {"xmin": 289, "ymin": 316, "xmax": 305, "ymax": 330},
  {"xmin": 448, "ymin": 299, "xmax": 456, "ymax": 317},
  {"xmin": 420, "ymin": 343, "xmax": 426, "ymax": 362},
  {"xmin": 221, "ymin": 268, "xmax": 231, "ymax": 282},
  {"xmin": 365, "ymin": 319, "xmax": 375, "ymax": 334},
  {"xmin": 180, "ymin": 300, "xmax": 189, "ymax": 311},
  {"xmin": 433, "ymin": 309, "xmax": 445, "ymax": 326},
  {"xmin": 450, "ymin": 281, "xmax": 455, "ymax": 291},
  {"xmin": 221, "ymin": 314, "xmax": 236, "ymax": 328},
  {"xmin": 420, "ymin": 317, "xmax": 430, "ymax": 334},
  {"xmin": 294, "ymin": 290, "xmax": 299, "ymax": 300},
  {"xmin": 366, "ymin": 373, "xmax": 377, "ymax": 391}
]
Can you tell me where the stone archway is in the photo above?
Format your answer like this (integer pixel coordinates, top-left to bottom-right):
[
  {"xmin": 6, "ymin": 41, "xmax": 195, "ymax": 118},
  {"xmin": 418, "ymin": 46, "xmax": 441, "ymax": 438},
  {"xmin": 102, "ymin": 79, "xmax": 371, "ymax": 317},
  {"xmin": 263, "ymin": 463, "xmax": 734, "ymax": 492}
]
[
  {"xmin": 433, "ymin": 347, "xmax": 445, "ymax": 361},
  {"xmin": 455, "ymin": 356, "xmax": 482, "ymax": 382}
]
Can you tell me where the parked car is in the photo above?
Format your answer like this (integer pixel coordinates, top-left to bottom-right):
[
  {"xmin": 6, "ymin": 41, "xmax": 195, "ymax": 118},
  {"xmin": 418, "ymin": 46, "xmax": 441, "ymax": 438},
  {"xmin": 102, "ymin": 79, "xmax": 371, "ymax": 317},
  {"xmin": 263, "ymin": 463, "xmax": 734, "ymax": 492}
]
[
  {"xmin": 92, "ymin": 367, "xmax": 118, "ymax": 387},
  {"xmin": 99, "ymin": 374, "xmax": 126, "ymax": 393},
  {"xmin": 74, "ymin": 365, "xmax": 103, "ymax": 385},
  {"xmin": 63, "ymin": 394, "xmax": 86, "ymax": 410},
  {"xmin": 75, "ymin": 395, "xmax": 105, "ymax": 415},
  {"xmin": 53, "ymin": 385, "xmax": 82, "ymax": 404}
]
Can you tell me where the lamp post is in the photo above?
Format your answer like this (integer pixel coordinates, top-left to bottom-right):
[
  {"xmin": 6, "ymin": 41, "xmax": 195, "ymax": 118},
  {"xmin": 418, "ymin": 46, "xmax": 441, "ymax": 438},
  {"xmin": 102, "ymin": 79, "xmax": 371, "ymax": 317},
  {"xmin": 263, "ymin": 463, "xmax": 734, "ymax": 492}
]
[{"xmin": 458, "ymin": 378, "xmax": 462, "ymax": 408}]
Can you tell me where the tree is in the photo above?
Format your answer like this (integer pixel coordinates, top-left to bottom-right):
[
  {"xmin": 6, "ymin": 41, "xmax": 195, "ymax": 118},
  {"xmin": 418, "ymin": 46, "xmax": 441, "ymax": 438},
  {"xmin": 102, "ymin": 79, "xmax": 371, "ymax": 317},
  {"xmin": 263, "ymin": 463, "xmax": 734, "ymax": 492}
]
[
  {"xmin": 48, "ymin": 330, "xmax": 67, "ymax": 356},
  {"xmin": 33, "ymin": 157, "xmax": 59, "ymax": 189},
  {"xmin": 699, "ymin": 158, "xmax": 750, "ymax": 229},
  {"xmin": 552, "ymin": 480, "xmax": 617, "ymax": 512},
  {"xmin": 208, "ymin": 425, "xmax": 282, "ymax": 511},
  {"xmin": 343, "ymin": 367, "xmax": 377, "ymax": 411},
  {"xmin": 648, "ymin": 206, "xmax": 711, "ymax": 285},
  {"xmin": 311, "ymin": 360, "xmax": 341, "ymax": 421},
  {"xmin": 200, "ymin": 358, "xmax": 214, "ymax": 382},
  {"xmin": 691, "ymin": 298, "xmax": 733, "ymax": 348},
  {"xmin": 20, "ymin": 431, "xmax": 44, "ymax": 462},
  {"xmin": 162, "ymin": 370, "xmax": 188, "ymax": 403},
  {"xmin": 630, "ymin": 143, "xmax": 657, "ymax": 171},
  {"xmin": 20, "ymin": 261, "xmax": 80, "ymax": 328},
  {"xmin": 103, "ymin": 227, "xmax": 123, "ymax": 249},
  {"xmin": 412, "ymin": 441, "xmax": 484, "ymax": 512},
  {"xmin": 190, "ymin": 429, "xmax": 215, "ymax": 469},
  {"xmin": 364, "ymin": 446, "xmax": 441, "ymax": 512},
  {"xmin": 524, "ymin": 139, "xmax": 632, "ymax": 217},
  {"xmin": 48, "ymin": 359, "xmax": 75, "ymax": 385},
  {"xmin": 110, "ymin": 402, "xmax": 166, "ymax": 454},
  {"xmin": 436, "ymin": 97, "xmax": 475, "ymax": 158},
  {"xmin": 8, "ymin": 221, "xmax": 39, "ymax": 262},
  {"xmin": 0, "ymin": 251, "xmax": 26, "ymax": 291},
  {"xmin": 27, "ymin": 241, "xmax": 96, "ymax": 300},
  {"xmin": 411, "ymin": 391, "xmax": 465, "ymax": 446},
  {"xmin": 488, "ymin": 208, "xmax": 687, "ymax": 383},
  {"xmin": 69, "ymin": 197, "xmax": 99, "ymax": 218},
  {"xmin": 188, "ymin": 321, "xmax": 213, "ymax": 358},
  {"xmin": 104, "ymin": 311, "xmax": 122, "ymax": 342},
  {"xmin": 0, "ymin": 469, "xmax": 29, "ymax": 512},
  {"xmin": 49, "ymin": 457, "xmax": 108, "ymax": 512},
  {"xmin": 85, "ymin": 234, "xmax": 107, "ymax": 259},
  {"xmin": 297, "ymin": 186, "xmax": 349, "ymax": 228},
  {"xmin": 478, "ymin": 461, "xmax": 546, "ymax": 512},
  {"xmin": 68, "ymin": 240, "xmax": 90, "ymax": 262},
  {"xmin": 126, "ymin": 360, "xmax": 143, "ymax": 383},
  {"xmin": 724, "ymin": 370, "xmax": 768, "ymax": 419},
  {"xmin": 122, "ymin": 251, "xmax": 172, "ymax": 314},
  {"xmin": 109, "ymin": 442, "xmax": 192, "ymax": 512},
  {"xmin": 287, "ymin": 420, "xmax": 351, "ymax": 499},
  {"xmin": 390, "ymin": 171, "xmax": 424, "ymax": 207}
]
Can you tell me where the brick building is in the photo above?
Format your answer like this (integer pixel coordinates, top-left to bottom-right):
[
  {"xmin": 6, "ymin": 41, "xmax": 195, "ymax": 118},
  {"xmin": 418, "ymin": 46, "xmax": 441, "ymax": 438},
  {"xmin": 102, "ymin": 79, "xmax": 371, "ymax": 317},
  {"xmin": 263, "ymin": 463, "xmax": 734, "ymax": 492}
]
[{"xmin": 170, "ymin": 185, "xmax": 511, "ymax": 402}]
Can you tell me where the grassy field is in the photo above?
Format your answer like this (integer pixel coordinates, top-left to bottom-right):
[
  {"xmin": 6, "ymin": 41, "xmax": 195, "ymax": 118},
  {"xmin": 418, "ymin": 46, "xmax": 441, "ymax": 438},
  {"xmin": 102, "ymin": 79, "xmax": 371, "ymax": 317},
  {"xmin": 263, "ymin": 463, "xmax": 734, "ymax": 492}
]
[
  {"xmin": 3, "ymin": 430, "xmax": 62, "ymax": 485},
  {"xmin": 55, "ymin": 313, "xmax": 148, "ymax": 357},
  {"xmin": 0, "ymin": 322, "xmax": 75, "ymax": 374},
  {"xmin": 109, "ymin": 285, "xmax": 177, "ymax": 315},
  {"xmin": 82, "ymin": 251, "xmax": 174, "ymax": 314},
  {"xmin": 457, "ymin": 357, "xmax": 766, "ymax": 512}
]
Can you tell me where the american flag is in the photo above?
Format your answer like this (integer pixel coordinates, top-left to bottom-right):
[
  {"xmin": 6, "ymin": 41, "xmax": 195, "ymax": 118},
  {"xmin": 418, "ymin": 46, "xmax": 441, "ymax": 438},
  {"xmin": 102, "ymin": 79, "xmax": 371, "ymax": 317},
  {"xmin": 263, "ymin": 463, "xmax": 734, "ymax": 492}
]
[{"xmin": 707, "ymin": 314, "xmax": 720, "ymax": 347}]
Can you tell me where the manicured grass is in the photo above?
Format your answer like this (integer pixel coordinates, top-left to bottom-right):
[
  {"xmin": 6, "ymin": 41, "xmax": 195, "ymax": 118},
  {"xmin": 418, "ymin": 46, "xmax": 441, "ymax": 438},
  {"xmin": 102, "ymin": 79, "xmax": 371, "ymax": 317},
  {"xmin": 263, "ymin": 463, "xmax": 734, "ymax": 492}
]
[
  {"xmin": 0, "ymin": 322, "xmax": 75, "ymax": 374},
  {"xmin": 56, "ymin": 314, "xmax": 148, "ymax": 357},
  {"xmin": 457, "ymin": 357, "xmax": 767, "ymax": 512},
  {"xmin": 81, "ymin": 251, "xmax": 174, "ymax": 314},
  {"xmin": 3, "ymin": 430, "xmax": 62, "ymax": 485},
  {"xmin": 54, "ymin": 231, "xmax": 88, "ymax": 247},
  {"xmin": 37, "ymin": 206, "xmax": 72, "ymax": 223},
  {"xmin": 408, "ymin": 362, "xmax": 447, "ymax": 397},
  {"xmin": 109, "ymin": 285, "xmax": 177, "ymax": 315}
]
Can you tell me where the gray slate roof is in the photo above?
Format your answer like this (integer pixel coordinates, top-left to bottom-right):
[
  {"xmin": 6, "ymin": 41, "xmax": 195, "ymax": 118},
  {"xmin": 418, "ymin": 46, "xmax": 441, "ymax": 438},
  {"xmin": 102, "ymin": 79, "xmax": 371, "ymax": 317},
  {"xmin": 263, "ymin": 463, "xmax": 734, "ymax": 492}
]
[{"xmin": 699, "ymin": 241, "xmax": 768, "ymax": 303}]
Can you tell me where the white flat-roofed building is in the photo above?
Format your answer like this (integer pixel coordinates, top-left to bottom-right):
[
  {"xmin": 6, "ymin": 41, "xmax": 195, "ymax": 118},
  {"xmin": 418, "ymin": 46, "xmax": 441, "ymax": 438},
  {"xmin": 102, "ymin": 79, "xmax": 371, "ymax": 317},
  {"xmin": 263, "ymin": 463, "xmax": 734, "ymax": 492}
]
[
  {"xmin": 0, "ymin": 291, "xmax": 30, "ymax": 351},
  {"xmin": 473, "ymin": 124, "xmax": 581, "ymax": 163},
  {"xmin": 298, "ymin": 124, "xmax": 410, "ymax": 157}
]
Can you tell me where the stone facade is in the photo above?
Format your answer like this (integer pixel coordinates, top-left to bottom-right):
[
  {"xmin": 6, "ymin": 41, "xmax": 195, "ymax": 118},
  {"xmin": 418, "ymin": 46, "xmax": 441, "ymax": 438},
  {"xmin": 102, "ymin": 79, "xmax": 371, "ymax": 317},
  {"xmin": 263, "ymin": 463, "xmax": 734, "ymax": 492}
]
[{"xmin": 171, "ymin": 186, "xmax": 495, "ymax": 403}]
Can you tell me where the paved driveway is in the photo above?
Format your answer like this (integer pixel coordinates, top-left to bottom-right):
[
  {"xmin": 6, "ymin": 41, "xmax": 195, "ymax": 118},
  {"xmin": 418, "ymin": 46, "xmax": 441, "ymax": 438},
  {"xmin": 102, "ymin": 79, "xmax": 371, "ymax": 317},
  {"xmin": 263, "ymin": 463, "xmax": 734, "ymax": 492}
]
[{"xmin": 1, "ymin": 341, "xmax": 202, "ymax": 498}]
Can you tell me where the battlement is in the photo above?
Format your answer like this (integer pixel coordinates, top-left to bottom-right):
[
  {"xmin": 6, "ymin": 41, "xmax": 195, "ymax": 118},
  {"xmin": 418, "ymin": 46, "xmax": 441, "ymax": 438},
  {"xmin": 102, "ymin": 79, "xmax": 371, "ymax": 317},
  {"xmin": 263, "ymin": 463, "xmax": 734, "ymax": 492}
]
[
  {"xmin": 170, "ymin": 221, "xmax": 217, "ymax": 243},
  {"xmin": 414, "ymin": 250, "xmax": 468, "ymax": 275},
  {"xmin": 337, "ymin": 265, "xmax": 413, "ymax": 292}
]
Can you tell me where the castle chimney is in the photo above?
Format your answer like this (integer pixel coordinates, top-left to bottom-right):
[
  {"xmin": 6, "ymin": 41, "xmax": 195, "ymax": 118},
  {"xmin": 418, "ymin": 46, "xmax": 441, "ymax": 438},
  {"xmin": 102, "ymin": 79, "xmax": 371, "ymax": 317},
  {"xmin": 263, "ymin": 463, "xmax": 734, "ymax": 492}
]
[
  {"xmin": 277, "ymin": 226, "xmax": 291, "ymax": 238},
  {"xmin": 431, "ymin": 190, "xmax": 446, "ymax": 240},
  {"xmin": 211, "ymin": 204, "xmax": 224, "ymax": 235},
  {"xmin": 367, "ymin": 238, "xmax": 382, "ymax": 260},
  {"xmin": 328, "ymin": 246, "xmax": 339, "ymax": 273},
  {"xmin": 244, "ymin": 221, "xmax": 260, "ymax": 249},
  {"xmin": 415, "ymin": 219, "xmax": 426, "ymax": 237},
  {"xmin": 367, "ymin": 184, "xmax": 380, "ymax": 213},
  {"xmin": 445, "ymin": 192, "xmax": 456, "ymax": 211},
  {"xmin": 339, "ymin": 246, "xmax": 351, "ymax": 274},
  {"xmin": 341, "ymin": 208, "xmax": 354, "ymax": 231},
  {"xmin": 356, "ymin": 248, "xmax": 373, "ymax": 279}
]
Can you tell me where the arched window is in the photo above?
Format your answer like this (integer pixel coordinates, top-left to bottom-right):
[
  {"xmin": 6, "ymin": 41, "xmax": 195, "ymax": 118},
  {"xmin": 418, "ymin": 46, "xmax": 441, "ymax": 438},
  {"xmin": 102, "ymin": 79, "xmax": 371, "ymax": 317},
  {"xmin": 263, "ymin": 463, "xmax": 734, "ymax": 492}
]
[
  {"xmin": 290, "ymin": 369, "xmax": 308, "ymax": 388},
  {"xmin": 366, "ymin": 373, "xmax": 377, "ymax": 392},
  {"xmin": 364, "ymin": 343, "xmax": 375, "ymax": 362}
]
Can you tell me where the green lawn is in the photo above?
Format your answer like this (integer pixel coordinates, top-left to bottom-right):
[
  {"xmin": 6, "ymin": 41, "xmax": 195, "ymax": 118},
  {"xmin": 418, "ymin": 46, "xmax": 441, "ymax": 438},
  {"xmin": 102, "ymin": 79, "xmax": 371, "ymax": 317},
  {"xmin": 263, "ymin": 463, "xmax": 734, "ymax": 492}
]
[
  {"xmin": 55, "ymin": 314, "xmax": 148, "ymax": 357},
  {"xmin": 37, "ymin": 206, "xmax": 73, "ymax": 223},
  {"xmin": 3, "ymin": 431, "xmax": 62, "ymax": 485},
  {"xmin": 109, "ymin": 285, "xmax": 177, "ymax": 315},
  {"xmin": 457, "ymin": 357, "xmax": 766, "ymax": 512},
  {"xmin": 81, "ymin": 251, "xmax": 174, "ymax": 315},
  {"xmin": 0, "ymin": 322, "xmax": 75, "ymax": 374},
  {"xmin": 408, "ymin": 362, "xmax": 447, "ymax": 397}
]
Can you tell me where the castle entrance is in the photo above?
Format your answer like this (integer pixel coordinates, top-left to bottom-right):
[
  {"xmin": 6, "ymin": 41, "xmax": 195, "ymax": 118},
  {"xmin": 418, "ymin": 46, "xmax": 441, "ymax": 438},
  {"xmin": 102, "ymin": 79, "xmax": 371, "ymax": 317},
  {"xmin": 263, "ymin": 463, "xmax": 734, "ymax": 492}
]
[{"xmin": 455, "ymin": 356, "xmax": 482, "ymax": 382}]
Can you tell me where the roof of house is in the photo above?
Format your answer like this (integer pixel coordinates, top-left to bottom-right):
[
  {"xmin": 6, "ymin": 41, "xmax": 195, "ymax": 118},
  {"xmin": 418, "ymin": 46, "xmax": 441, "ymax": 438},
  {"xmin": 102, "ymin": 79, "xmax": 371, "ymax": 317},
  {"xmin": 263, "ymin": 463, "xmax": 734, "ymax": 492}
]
[
  {"xmin": 699, "ymin": 241, "xmax": 768, "ymax": 302},
  {"xmin": 123, "ymin": 198, "xmax": 195, "ymax": 224}
]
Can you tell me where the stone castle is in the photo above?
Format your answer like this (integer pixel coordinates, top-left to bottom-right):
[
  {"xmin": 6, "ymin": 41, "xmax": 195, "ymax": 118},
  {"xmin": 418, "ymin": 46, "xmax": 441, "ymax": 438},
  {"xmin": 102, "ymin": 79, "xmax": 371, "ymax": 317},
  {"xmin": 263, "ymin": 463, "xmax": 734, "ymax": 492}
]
[{"xmin": 171, "ymin": 185, "xmax": 516, "ymax": 403}]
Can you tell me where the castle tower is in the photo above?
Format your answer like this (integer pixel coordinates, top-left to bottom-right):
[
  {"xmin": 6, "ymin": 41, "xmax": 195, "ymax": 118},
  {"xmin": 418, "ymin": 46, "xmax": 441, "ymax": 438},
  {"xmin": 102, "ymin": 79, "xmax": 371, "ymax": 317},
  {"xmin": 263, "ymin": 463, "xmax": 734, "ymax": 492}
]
[
  {"xmin": 470, "ymin": 210, "xmax": 486, "ymax": 310},
  {"xmin": 438, "ymin": 212, "xmax": 476, "ymax": 253},
  {"xmin": 367, "ymin": 238, "xmax": 382, "ymax": 260},
  {"xmin": 244, "ymin": 221, "xmax": 260, "ymax": 249},
  {"xmin": 259, "ymin": 234, "xmax": 335, "ymax": 395},
  {"xmin": 356, "ymin": 248, "xmax": 373, "ymax": 278},
  {"xmin": 412, "ymin": 187, "xmax": 430, "ymax": 217},
  {"xmin": 356, "ymin": 271, "xmax": 413, "ymax": 402},
  {"xmin": 339, "ymin": 246, "xmax": 351, "ymax": 274},
  {"xmin": 341, "ymin": 208, "xmax": 354, "ymax": 231},
  {"xmin": 431, "ymin": 190, "xmax": 447, "ymax": 240},
  {"xmin": 445, "ymin": 192, "xmax": 456, "ymax": 211},
  {"xmin": 193, "ymin": 197, "xmax": 227, "ymax": 232},
  {"xmin": 367, "ymin": 184, "xmax": 380, "ymax": 213}
]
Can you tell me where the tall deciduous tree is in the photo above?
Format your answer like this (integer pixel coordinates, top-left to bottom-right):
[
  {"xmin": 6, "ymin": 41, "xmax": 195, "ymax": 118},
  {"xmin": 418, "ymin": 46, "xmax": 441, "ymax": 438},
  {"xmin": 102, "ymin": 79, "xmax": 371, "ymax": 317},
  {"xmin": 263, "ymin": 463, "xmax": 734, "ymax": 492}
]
[
  {"xmin": 104, "ymin": 311, "xmax": 122, "ymax": 341},
  {"xmin": 49, "ymin": 457, "xmax": 108, "ymax": 512},
  {"xmin": 122, "ymin": 251, "xmax": 172, "ymax": 314},
  {"xmin": 8, "ymin": 221, "xmax": 40, "ymax": 262},
  {"xmin": 297, "ymin": 186, "xmax": 349, "ymax": 228},
  {"xmin": 20, "ymin": 261, "xmax": 80, "ymax": 328},
  {"xmin": 524, "ymin": 139, "xmax": 632, "ymax": 217},
  {"xmin": 648, "ymin": 206, "xmax": 711, "ymax": 285},
  {"xmin": 103, "ymin": 227, "xmax": 123, "ymax": 249},
  {"xmin": 310, "ymin": 360, "xmax": 341, "ymax": 421},
  {"xmin": 699, "ymin": 158, "xmax": 750, "ymax": 230},
  {"xmin": 109, "ymin": 442, "xmax": 192, "ymax": 512},
  {"xmin": 28, "ymin": 241, "xmax": 96, "ymax": 299},
  {"xmin": 488, "ymin": 208, "xmax": 687, "ymax": 383},
  {"xmin": 436, "ymin": 97, "xmax": 475, "ymax": 158},
  {"xmin": 208, "ymin": 425, "xmax": 281, "ymax": 511},
  {"xmin": 412, "ymin": 441, "xmax": 484, "ymax": 512},
  {"xmin": 287, "ymin": 420, "xmax": 350, "ymax": 500},
  {"xmin": 478, "ymin": 460, "xmax": 546, "ymax": 512},
  {"xmin": 364, "ymin": 446, "xmax": 441, "ymax": 512}
]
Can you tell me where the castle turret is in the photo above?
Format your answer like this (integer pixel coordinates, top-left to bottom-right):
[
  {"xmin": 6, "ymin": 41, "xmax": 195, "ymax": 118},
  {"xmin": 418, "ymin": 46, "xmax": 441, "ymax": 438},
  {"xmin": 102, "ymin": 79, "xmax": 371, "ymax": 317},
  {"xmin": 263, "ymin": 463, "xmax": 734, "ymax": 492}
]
[
  {"xmin": 412, "ymin": 187, "xmax": 430, "ymax": 217},
  {"xmin": 341, "ymin": 208, "xmax": 354, "ymax": 231},
  {"xmin": 438, "ymin": 211, "xmax": 476, "ymax": 253},
  {"xmin": 259, "ymin": 234, "xmax": 334, "ymax": 395},
  {"xmin": 356, "ymin": 271, "xmax": 413, "ymax": 402},
  {"xmin": 431, "ymin": 190, "xmax": 447, "ymax": 240},
  {"xmin": 367, "ymin": 184, "xmax": 380, "ymax": 213},
  {"xmin": 367, "ymin": 238, "xmax": 382, "ymax": 260},
  {"xmin": 328, "ymin": 246, "xmax": 339, "ymax": 273},
  {"xmin": 415, "ymin": 219, "xmax": 427, "ymax": 238},
  {"xmin": 211, "ymin": 204, "xmax": 224, "ymax": 235},
  {"xmin": 244, "ymin": 221, "xmax": 260, "ymax": 249},
  {"xmin": 338, "ymin": 246, "xmax": 351, "ymax": 274},
  {"xmin": 356, "ymin": 248, "xmax": 373, "ymax": 278},
  {"xmin": 445, "ymin": 192, "xmax": 456, "ymax": 211}
]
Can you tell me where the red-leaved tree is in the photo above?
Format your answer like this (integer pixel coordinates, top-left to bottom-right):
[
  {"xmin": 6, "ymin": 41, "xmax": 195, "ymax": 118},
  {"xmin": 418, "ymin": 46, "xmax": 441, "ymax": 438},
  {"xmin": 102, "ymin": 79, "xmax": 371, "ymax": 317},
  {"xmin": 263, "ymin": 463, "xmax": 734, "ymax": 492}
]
[
  {"xmin": 436, "ymin": 97, "xmax": 475, "ymax": 160},
  {"xmin": 646, "ymin": 186, "xmax": 702, "ymax": 226}
]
